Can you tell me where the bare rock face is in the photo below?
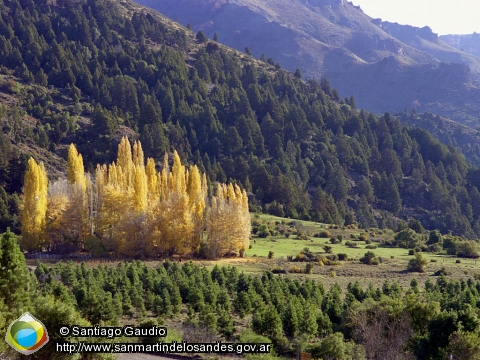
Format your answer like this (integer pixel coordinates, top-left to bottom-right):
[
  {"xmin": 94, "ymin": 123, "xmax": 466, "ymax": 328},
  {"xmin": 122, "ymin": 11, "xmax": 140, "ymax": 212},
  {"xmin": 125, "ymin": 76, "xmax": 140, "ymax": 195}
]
[{"xmin": 135, "ymin": 0, "xmax": 480, "ymax": 124}]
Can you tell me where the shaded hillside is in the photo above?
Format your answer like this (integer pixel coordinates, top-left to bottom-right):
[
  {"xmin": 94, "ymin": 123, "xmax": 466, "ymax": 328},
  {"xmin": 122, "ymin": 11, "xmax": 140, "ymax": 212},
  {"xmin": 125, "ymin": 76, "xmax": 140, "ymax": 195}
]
[
  {"xmin": 1, "ymin": 0, "xmax": 480, "ymax": 239},
  {"xmin": 397, "ymin": 110, "xmax": 480, "ymax": 167},
  {"xmin": 441, "ymin": 33, "xmax": 480, "ymax": 58},
  {"xmin": 135, "ymin": 0, "xmax": 480, "ymax": 124}
]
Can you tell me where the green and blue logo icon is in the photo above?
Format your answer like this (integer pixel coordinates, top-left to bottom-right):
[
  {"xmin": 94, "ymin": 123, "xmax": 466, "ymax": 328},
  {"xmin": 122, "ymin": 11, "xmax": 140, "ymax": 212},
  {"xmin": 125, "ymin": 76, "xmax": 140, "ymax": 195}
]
[{"xmin": 5, "ymin": 312, "xmax": 49, "ymax": 355}]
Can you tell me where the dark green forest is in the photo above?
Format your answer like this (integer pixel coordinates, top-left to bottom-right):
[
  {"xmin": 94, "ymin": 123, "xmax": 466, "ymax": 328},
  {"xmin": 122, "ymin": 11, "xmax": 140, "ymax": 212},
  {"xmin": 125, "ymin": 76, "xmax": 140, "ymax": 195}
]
[
  {"xmin": 0, "ymin": 0, "xmax": 480, "ymax": 240},
  {"xmin": 2, "ymin": 229, "xmax": 480, "ymax": 359}
]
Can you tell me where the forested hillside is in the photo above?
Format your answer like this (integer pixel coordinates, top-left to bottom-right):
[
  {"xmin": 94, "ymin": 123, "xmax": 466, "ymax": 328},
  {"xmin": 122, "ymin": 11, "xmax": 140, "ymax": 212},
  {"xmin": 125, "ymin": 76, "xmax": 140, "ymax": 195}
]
[{"xmin": 1, "ymin": 0, "xmax": 480, "ymax": 239}]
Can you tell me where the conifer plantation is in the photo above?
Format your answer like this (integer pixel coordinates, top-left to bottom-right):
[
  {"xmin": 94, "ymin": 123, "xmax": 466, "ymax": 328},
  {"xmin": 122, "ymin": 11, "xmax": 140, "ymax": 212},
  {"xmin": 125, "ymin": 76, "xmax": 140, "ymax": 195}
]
[{"xmin": 21, "ymin": 138, "xmax": 250, "ymax": 258}]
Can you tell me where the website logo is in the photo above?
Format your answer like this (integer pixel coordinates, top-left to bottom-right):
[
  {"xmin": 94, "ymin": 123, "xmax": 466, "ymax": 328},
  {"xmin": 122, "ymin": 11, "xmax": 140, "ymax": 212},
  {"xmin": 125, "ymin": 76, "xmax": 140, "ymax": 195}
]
[{"xmin": 5, "ymin": 312, "xmax": 49, "ymax": 355}]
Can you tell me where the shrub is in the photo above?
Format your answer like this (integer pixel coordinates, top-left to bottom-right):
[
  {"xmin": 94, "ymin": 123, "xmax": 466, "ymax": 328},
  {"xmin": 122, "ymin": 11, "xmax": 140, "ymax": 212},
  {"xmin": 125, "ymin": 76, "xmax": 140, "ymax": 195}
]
[
  {"xmin": 456, "ymin": 259, "xmax": 461, "ymax": 264},
  {"xmin": 258, "ymin": 224, "xmax": 270, "ymax": 238},
  {"xmin": 456, "ymin": 241, "xmax": 480, "ymax": 258},
  {"xmin": 365, "ymin": 245, "xmax": 377, "ymax": 249},
  {"xmin": 305, "ymin": 263, "xmax": 314, "ymax": 274},
  {"xmin": 294, "ymin": 253, "xmax": 305, "ymax": 262},
  {"xmin": 317, "ymin": 230, "xmax": 331, "ymax": 238},
  {"xmin": 328, "ymin": 271, "xmax": 336, "ymax": 277},
  {"xmin": 297, "ymin": 234, "xmax": 310, "ymax": 240},
  {"xmin": 288, "ymin": 266, "xmax": 303, "ymax": 274},
  {"xmin": 268, "ymin": 251, "xmax": 274, "ymax": 259},
  {"xmin": 428, "ymin": 243, "xmax": 442, "ymax": 253},
  {"xmin": 430, "ymin": 259, "xmax": 437, "ymax": 262},
  {"xmin": 360, "ymin": 251, "xmax": 377, "ymax": 265},
  {"xmin": 407, "ymin": 253, "xmax": 428, "ymax": 272},
  {"xmin": 345, "ymin": 241, "xmax": 358, "ymax": 248},
  {"xmin": 434, "ymin": 267, "xmax": 451, "ymax": 276},
  {"xmin": 358, "ymin": 233, "xmax": 368, "ymax": 241},
  {"xmin": 324, "ymin": 245, "xmax": 333, "ymax": 253},
  {"xmin": 408, "ymin": 249, "xmax": 415, "ymax": 255},
  {"xmin": 337, "ymin": 254, "xmax": 348, "ymax": 261},
  {"xmin": 395, "ymin": 228, "xmax": 422, "ymax": 249}
]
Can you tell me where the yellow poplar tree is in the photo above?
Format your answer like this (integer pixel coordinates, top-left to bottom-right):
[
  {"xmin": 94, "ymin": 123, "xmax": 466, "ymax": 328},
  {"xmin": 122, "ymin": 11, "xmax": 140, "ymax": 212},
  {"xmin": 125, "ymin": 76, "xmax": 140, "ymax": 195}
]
[
  {"xmin": 187, "ymin": 165, "xmax": 206, "ymax": 252},
  {"xmin": 64, "ymin": 143, "xmax": 89, "ymax": 246},
  {"xmin": 21, "ymin": 158, "xmax": 48, "ymax": 250},
  {"xmin": 117, "ymin": 137, "xmax": 134, "ymax": 188},
  {"xmin": 145, "ymin": 158, "xmax": 159, "ymax": 199},
  {"xmin": 67, "ymin": 143, "xmax": 86, "ymax": 191}
]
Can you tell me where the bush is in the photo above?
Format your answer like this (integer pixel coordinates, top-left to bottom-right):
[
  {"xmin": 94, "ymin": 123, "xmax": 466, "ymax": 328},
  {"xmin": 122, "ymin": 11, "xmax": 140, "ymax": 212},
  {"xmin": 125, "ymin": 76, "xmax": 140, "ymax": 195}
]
[
  {"xmin": 297, "ymin": 234, "xmax": 310, "ymax": 240},
  {"xmin": 456, "ymin": 241, "xmax": 480, "ymax": 259},
  {"xmin": 345, "ymin": 241, "xmax": 358, "ymax": 248},
  {"xmin": 258, "ymin": 224, "xmax": 270, "ymax": 238},
  {"xmin": 338, "ymin": 253, "xmax": 348, "ymax": 261},
  {"xmin": 395, "ymin": 228, "xmax": 422, "ymax": 249},
  {"xmin": 324, "ymin": 245, "xmax": 333, "ymax": 253},
  {"xmin": 360, "ymin": 251, "xmax": 377, "ymax": 265},
  {"xmin": 295, "ymin": 253, "xmax": 307, "ymax": 262},
  {"xmin": 407, "ymin": 253, "xmax": 428, "ymax": 272},
  {"xmin": 365, "ymin": 245, "xmax": 377, "ymax": 249},
  {"xmin": 408, "ymin": 249, "xmax": 415, "ymax": 255},
  {"xmin": 317, "ymin": 230, "xmax": 331, "ymax": 238},
  {"xmin": 305, "ymin": 263, "xmax": 314, "ymax": 274},
  {"xmin": 268, "ymin": 251, "xmax": 274, "ymax": 259},
  {"xmin": 456, "ymin": 259, "xmax": 461, "ymax": 264},
  {"xmin": 428, "ymin": 243, "xmax": 442, "ymax": 253},
  {"xmin": 358, "ymin": 233, "xmax": 368, "ymax": 241},
  {"xmin": 434, "ymin": 267, "xmax": 451, "ymax": 276},
  {"xmin": 288, "ymin": 266, "xmax": 303, "ymax": 274}
]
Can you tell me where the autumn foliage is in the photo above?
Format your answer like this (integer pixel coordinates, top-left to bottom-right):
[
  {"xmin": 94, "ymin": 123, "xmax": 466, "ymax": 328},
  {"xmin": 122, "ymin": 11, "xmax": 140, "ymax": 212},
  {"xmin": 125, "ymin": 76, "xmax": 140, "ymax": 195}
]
[{"xmin": 21, "ymin": 138, "xmax": 250, "ymax": 258}]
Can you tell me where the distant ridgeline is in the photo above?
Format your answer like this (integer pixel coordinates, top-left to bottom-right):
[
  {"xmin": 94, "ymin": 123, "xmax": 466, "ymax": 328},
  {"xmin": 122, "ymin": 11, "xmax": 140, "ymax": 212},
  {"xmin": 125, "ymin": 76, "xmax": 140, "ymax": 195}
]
[
  {"xmin": 302, "ymin": 0, "xmax": 344, "ymax": 6},
  {"xmin": 1, "ymin": 0, "xmax": 480, "ymax": 239}
]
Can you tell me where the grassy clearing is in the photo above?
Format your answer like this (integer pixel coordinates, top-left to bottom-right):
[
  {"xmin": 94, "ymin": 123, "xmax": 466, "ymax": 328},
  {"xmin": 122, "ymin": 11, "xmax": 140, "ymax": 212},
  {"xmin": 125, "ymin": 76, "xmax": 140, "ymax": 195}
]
[
  {"xmin": 27, "ymin": 213, "xmax": 480, "ymax": 293},
  {"xmin": 244, "ymin": 213, "xmax": 480, "ymax": 290}
]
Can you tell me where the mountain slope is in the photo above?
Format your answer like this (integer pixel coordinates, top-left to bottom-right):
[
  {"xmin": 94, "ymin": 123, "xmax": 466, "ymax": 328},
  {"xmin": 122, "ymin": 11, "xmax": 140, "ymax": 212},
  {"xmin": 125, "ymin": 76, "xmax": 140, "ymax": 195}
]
[
  {"xmin": 135, "ymin": 0, "xmax": 480, "ymax": 124},
  {"xmin": 441, "ymin": 33, "xmax": 480, "ymax": 58},
  {"xmin": 1, "ymin": 0, "xmax": 480, "ymax": 239}
]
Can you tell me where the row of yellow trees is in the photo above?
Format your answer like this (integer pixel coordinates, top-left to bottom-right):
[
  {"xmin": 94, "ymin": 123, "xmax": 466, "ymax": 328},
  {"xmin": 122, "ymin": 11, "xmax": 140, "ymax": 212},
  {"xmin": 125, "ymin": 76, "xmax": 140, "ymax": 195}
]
[{"xmin": 21, "ymin": 137, "xmax": 250, "ymax": 258}]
